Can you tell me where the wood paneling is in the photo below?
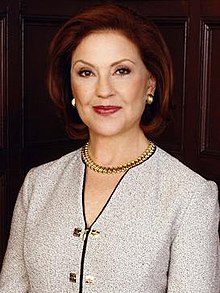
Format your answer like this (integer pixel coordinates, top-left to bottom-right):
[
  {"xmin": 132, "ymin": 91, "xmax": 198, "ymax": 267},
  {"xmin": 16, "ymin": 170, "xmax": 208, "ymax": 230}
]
[
  {"xmin": 23, "ymin": 17, "xmax": 67, "ymax": 145},
  {"xmin": 197, "ymin": 19, "xmax": 220, "ymax": 185},
  {"xmin": 0, "ymin": 16, "xmax": 6, "ymax": 150},
  {"xmin": 0, "ymin": 14, "xmax": 7, "ymax": 266},
  {"xmin": 22, "ymin": 16, "xmax": 83, "ymax": 170},
  {"xmin": 201, "ymin": 0, "xmax": 220, "ymax": 17},
  {"xmin": 0, "ymin": 175, "xmax": 6, "ymax": 265},
  {"xmin": 154, "ymin": 19, "xmax": 188, "ymax": 157},
  {"xmin": 200, "ymin": 21, "xmax": 220, "ymax": 157}
]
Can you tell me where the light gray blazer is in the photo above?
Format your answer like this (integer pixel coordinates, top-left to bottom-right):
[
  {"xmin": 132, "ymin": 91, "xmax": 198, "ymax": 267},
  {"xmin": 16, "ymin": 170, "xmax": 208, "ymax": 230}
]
[{"xmin": 0, "ymin": 147, "xmax": 219, "ymax": 293}]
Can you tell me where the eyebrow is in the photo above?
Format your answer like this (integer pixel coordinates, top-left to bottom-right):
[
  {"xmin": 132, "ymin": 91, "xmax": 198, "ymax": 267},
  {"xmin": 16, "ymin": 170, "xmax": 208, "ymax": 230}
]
[{"xmin": 72, "ymin": 58, "xmax": 135, "ymax": 68}]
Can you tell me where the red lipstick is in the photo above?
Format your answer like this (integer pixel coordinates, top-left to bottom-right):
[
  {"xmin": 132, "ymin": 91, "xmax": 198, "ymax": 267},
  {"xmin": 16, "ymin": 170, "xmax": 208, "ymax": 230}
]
[{"xmin": 93, "ymin": 105, "xmax": 121, "ymax": 115}]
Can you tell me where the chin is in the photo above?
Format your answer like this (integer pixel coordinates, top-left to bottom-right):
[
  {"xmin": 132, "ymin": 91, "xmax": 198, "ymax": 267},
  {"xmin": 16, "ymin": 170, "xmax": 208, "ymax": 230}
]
[{"xmin": 90, "ymin": 125, "xmax": 125, "ymax": 138}]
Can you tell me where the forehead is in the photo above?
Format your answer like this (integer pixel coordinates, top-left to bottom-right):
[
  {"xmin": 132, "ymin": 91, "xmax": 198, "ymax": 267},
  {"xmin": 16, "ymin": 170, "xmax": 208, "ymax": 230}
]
[{"xmin": 71, "ymin": 31, "xmax": 141, "ymax": 63}]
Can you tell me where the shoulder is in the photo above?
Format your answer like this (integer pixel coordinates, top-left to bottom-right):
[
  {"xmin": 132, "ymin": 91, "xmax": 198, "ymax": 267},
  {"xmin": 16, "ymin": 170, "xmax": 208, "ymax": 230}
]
[
  {"xmin": 23, "ymin": 147, "xmax": 83, "ymax": 189},
  {"xmin": 149, "ymin": 147, "xmax": 219, "ymax": 238},
  {"xmin": 146, "ymin": 146, "xmax": 218, "ymax": 208},
  {"xmin": 18, "ymin": 148, "xmax": 83, "ymax": 209},
  {"xmin": 153, "ymin": 146, "xmax": 209, "ymax": 187},
  {"xmin": 30, "ymin": 147, "xmax": 81, "ymax": 176}
]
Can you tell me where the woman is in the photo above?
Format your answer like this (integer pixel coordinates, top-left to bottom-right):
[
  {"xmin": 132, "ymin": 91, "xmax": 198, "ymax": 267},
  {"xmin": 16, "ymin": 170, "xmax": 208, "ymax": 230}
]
[{"xmin": 0, "ymin": 3, "xmax": 219, "ymax": 293}]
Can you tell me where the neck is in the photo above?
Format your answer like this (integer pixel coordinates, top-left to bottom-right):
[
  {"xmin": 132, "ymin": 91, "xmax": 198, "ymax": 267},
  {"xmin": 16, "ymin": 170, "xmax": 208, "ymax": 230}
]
[{"xmin": 87, "ymin": 129, "xmax": 149, "ymax": 167}]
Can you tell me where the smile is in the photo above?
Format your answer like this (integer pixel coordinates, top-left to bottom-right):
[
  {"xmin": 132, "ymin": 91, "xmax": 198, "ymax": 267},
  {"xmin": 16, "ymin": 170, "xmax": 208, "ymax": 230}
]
[{"xmin": 93, "ymin": 105, "xmax": 122, "ymax": 115}]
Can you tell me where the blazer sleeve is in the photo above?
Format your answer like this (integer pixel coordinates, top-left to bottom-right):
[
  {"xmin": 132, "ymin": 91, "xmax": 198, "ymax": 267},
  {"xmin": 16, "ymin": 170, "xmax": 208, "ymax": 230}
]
[
  {"xmin": 167, "ymin": 181, "xmax": 220, "ymax": 293},
  {"xmin": 0, "ymin": 170, "xmax": 34, "ymax": 292}
]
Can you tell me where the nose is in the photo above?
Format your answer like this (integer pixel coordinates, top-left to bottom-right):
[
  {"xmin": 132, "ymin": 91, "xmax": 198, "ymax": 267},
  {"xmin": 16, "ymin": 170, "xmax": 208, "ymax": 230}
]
[{"xmin": 95, "ymin": 75, "xmax": 114, "ymax": 98}]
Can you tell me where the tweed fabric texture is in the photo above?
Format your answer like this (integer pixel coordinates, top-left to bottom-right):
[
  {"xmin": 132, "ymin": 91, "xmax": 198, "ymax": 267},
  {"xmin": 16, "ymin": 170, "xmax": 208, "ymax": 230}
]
[{"xmin": 0, "ymin": 147, "xmax": 219, "ymax": 292}]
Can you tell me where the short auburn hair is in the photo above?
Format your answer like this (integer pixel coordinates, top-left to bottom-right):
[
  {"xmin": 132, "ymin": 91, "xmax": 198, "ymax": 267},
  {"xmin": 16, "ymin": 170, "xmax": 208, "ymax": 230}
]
[{"xmin": 47, "ymin": 3, "xmax": 173, "ymax": 139}]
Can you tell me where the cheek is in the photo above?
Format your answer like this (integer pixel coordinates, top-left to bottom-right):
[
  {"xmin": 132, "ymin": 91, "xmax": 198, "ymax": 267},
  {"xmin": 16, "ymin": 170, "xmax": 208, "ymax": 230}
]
[
  {"xmin": 70, "ymin": 72, "xmax": 85, "ymax": 96},
  {"xmin": 126, "ymin": 80, "xmax": 146, "ymax": 104},
  {"xmin": 71, "ymin": 81, "xmax": 85, "ymax": 102},
  {"xmin": 71, "ymin": 77, "xmax": 94, "ymax": 103},
  {"xmin": 134, "ymin": 74, "xmax": 148, "ymax": 90},
  {"xmin": 70, "ymin": 76, "xmax": 76, "ymax": 96},
  {"xmin": 115, "ymin": 78, "xmax": 141, "ymax": 97}
]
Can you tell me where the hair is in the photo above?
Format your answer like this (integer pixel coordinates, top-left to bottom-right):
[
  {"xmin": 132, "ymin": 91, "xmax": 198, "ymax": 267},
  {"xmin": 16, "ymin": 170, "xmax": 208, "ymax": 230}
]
[{"xmin": 47, "ymin": 3, "xmax": 173, "ymax": 139}]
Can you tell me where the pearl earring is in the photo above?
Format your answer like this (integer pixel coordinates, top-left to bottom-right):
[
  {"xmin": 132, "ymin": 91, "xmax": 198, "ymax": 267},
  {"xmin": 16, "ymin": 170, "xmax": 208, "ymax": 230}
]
[
  {"xmin": 146, "ymin": 94, "xmax": 154, "ymax": 105},
  {"xmin": 71, "ymin": 98, "xmax": 76, "ymax": 107}
]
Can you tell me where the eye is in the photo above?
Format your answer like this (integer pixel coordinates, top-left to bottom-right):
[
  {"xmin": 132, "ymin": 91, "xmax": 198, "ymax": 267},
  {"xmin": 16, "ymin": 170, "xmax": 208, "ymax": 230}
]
[
  {"xmin": 78, "ymin": 69, "xmax": 94, "ymax": 77},
  {"xmin": 115, "ymin": 67, "xmax": 131, "ymax": 76}
]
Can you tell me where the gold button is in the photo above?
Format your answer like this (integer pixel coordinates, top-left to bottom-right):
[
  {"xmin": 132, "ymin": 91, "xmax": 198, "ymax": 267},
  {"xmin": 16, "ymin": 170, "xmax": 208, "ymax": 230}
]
[
  {"xmin": 69, "ymin": 272, "xmax": 76, "ymax": 283},
  {"xmin": 85, "ymin": 275, "xmax": 94, "ymax": 284},
  {"xmin": 73, "ymin": 227, "xmax": 83, "ymax": 237},
  {"xmin": 91, "ymin": 229, "xmax": 100, "ymax": 238}
]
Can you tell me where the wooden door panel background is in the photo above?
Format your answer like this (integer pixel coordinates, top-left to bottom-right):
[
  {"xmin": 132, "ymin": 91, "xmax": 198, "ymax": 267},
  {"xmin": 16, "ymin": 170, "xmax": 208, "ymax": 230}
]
[
  {"xmin": 199, "ymin": 19, "xmax": 220, "ymax": 183},
  {"xmin": 0, "ymin": 0, "xmax": 220, "ymax": 266}
]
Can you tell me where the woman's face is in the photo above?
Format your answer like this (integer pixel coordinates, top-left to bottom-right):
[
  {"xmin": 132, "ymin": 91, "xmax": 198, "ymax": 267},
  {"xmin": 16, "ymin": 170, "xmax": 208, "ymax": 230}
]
[{"xmin": 70, "ymin": 31, "xmax": 155, "ymax": 139}]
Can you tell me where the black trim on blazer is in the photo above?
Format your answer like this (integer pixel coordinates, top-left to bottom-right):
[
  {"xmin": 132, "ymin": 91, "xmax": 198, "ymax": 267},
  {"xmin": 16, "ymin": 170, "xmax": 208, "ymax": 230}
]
[{"xmin": 79, "ymin": 145, "xmax": 156, "ymax": 292}]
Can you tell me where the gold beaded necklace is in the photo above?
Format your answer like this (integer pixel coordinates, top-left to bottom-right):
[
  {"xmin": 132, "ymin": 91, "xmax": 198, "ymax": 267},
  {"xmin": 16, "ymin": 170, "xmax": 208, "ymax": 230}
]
[{"xmin": 81, "ymin": 140, "xmax": 156, "ymax": 174}]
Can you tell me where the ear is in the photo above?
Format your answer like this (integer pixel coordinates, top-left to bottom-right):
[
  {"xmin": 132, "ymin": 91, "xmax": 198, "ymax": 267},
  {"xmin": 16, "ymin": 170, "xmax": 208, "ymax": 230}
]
[{"xmin": 147, "ymin": 75, "xmax": 156, "ymax": 95}]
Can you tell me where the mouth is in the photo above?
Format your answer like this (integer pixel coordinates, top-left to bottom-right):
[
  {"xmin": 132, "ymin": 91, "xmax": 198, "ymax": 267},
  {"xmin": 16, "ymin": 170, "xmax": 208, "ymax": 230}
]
[{"xmin": 93, "ymin": 105, "xmax": 122, "ymax": 115}]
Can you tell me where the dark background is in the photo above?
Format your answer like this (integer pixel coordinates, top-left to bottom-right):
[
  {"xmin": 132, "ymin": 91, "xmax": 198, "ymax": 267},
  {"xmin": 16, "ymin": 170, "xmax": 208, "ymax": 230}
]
[{"xmin": 0, "ymin": 0, "xmax": 220, "ymax": 267}]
